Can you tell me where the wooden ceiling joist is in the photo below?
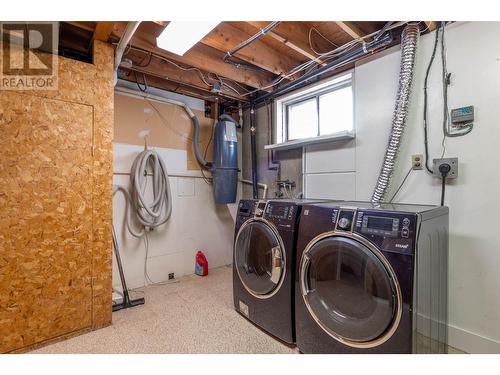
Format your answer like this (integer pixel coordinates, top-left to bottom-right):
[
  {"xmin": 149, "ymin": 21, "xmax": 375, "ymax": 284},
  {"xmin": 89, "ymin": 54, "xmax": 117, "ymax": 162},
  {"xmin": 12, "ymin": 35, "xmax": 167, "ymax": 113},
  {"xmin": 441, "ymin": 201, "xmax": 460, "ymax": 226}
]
[
  {"xmin": 335, "ymin": 21, "xmax": 365, "ymax": 39},
  {"xmin": 246, "ymin": 21, "xmax": 326, "ymax": 66},
  {"xmin": 111, "ymin": 22, "xmax": 275, "ymax": 91},
  {"xmin": 61, "ymin": 21, "xmax": 407, "ymax": 103},
  {"xmin": 121, "ymin": 50, "xmax": 248, "ymax": 101},
  {"xmin": 118, "ymin": 69, "xmax": 223, "ymax": 103},
  {"xmin": 200, "ymin": 22, "xmax": 301, "ymax": 76}
]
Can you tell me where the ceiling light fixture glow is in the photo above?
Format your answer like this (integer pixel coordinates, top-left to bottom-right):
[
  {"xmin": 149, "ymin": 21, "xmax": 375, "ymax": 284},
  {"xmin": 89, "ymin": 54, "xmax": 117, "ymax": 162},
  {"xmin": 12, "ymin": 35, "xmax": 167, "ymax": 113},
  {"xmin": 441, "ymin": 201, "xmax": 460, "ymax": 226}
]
[{"xmin": 156, "ymin": 21, "xmax": 220, "ymax": 56}]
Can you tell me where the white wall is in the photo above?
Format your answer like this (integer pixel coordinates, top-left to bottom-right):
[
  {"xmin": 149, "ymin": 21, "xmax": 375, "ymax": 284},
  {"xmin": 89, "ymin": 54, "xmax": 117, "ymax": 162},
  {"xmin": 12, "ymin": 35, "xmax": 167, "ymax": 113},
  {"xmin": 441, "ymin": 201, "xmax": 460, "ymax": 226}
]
[
  {"xmin": 304, "ymin": 22, "xmax": 500, "ymax": 353},
  {"xmin": 112, "ymin": 144, "xmax": 235, "ymax": 292}
]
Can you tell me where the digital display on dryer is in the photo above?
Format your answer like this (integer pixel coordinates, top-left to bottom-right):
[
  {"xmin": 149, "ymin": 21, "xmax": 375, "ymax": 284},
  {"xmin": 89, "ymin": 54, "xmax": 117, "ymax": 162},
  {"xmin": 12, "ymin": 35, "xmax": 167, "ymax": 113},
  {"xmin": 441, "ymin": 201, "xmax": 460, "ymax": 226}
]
[
  {"xmin": 367, "ymin": 217, "xmax": 394, "ymax": 231},
  {"xmin": 362, "ymin": 216, "xmax": 399, "ymax": 237}
]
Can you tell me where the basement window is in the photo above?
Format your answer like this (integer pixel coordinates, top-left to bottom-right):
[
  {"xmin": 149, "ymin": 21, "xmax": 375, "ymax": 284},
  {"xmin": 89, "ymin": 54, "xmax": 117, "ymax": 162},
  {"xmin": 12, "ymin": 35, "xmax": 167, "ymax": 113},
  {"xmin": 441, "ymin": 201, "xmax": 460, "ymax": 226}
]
[{"xmin": 266, "ymin": 72, "xmax": 355, "ymax": 151}]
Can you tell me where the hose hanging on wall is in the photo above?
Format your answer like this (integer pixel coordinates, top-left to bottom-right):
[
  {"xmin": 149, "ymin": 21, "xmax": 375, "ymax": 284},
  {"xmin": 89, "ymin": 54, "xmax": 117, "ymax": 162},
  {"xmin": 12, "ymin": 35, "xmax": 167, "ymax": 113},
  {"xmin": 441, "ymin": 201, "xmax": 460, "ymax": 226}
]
[
  {"xmin": 371, "ymin": 24, "xmax": 420, "ymax": 203},
  {"xmin": 113, "ymin": 146, "xmax": 173, "ymax": 289},
  {"xmin": 115, "ymin": 148, "xmax": 173, "ymax": 236},
  {"xmin": 129, "ymin": 148, "xmax": 173, "ymax": 229}
]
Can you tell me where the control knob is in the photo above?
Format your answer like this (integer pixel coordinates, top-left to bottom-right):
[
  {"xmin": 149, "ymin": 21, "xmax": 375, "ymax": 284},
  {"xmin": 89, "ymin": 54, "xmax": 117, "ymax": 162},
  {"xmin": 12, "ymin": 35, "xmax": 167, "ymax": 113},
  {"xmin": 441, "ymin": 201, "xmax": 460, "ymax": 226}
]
[{"xmin": 338, "ymin": 217, "xmax": 351, "ymax": 230}]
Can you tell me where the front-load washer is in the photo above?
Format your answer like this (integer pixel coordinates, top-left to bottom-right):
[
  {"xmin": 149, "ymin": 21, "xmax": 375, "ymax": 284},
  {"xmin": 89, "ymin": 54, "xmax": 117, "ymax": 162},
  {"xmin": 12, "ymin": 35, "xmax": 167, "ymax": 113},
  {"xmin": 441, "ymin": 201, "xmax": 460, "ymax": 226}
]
[
  {"xmin": 233, "ymin": 198, "xmax": 322, "ymax": 344},
  {"xmin": 295, "ymin": 201, "xmax": 449, "ymax": 353}
]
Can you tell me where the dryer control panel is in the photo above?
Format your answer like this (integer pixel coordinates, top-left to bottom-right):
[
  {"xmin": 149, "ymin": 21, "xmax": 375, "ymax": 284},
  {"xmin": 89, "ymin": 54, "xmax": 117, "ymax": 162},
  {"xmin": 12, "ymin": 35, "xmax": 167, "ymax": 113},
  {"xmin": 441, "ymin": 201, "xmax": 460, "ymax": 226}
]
[
  {"xmin": 325, "ymin": 206, "xmax": 418, "ymax": 255},
  {"xmin": 354, "ymin": 210, "xmax": 417, "ymax": 255}
]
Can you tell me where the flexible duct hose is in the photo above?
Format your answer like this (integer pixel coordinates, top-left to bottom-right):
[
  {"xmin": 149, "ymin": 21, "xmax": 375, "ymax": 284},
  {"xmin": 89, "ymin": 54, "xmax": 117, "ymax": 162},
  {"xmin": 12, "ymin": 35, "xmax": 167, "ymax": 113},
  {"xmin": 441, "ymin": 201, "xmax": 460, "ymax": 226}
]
[
  {"xmin": 371, "ymin": 24, "xmax": 420, "ymax": 203},
  {"xmin": 191, "ymin": 115, "xmax": 211, "ymax": 168},
  {"xmin": 114, "ymin": 149, "xmax": 172, "ymax": 238}
]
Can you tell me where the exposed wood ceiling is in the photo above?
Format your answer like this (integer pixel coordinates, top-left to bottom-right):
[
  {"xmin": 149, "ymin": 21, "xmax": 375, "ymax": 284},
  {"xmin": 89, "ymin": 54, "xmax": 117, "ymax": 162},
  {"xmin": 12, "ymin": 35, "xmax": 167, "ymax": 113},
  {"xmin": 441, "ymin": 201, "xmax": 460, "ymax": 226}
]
[{"xmin": 59, "ymin": 21, "xmax": 433, "ymax": 107}]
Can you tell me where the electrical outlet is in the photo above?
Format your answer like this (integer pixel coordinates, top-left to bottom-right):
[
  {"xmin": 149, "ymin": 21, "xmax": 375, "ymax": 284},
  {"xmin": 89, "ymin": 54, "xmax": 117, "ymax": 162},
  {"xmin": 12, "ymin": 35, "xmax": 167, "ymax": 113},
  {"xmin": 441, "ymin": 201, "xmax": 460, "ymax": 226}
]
[
  {"xmin": 168, "ymin": 273, "xmax": 175, "ymax": 280},
  {"xmin": 412, "ymin": 154, "xmax": 423, "ymax": 170},
  {"xmin": 433, "ymin": 157, "xmax": 458, "ymax": 179}
]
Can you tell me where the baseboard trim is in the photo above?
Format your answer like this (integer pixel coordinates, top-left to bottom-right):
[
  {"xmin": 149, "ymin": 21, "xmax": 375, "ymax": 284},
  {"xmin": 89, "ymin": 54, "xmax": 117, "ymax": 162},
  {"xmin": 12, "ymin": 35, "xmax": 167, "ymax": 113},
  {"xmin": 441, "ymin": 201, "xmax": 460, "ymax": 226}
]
[{"xmin": 448, "ymin": 324, "xmax": 500, "ymax": 354}]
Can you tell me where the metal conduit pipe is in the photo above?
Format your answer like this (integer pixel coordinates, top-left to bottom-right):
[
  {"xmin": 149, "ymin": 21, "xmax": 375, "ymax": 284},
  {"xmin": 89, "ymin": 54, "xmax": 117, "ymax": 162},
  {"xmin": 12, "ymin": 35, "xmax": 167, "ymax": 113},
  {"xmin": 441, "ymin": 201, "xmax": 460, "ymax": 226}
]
[
  {"xmin": 114, "ymin": 86, "xmax": 211, "ymax": 168},
  {"xmin": 223, "ymin": 21, "xmax": 281, "ymax": 73},
  {"xmin": 371, "ymin": 24, "xmax": 420, "ymax": 203},
  {"xmin": 114, "ymin": 21, "xmax": 141, "ymax": 86}
]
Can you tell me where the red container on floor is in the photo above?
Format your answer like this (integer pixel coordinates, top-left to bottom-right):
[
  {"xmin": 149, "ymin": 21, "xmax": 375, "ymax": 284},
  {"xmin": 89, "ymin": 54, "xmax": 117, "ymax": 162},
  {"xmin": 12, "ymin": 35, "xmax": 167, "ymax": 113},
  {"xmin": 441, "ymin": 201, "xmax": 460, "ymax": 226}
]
[{"xmin": 195, "ymin": 251, "xmax": 208, "ymax": 276}]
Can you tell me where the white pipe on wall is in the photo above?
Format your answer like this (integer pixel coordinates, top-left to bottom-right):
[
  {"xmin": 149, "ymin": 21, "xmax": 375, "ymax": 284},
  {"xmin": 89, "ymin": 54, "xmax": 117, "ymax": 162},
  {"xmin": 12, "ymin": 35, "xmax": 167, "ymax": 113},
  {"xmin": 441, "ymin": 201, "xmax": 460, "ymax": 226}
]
[
  {"xmin": 240, "ymin": 179, "xmax": 268, "ymax": 199},
  {"xmin": 115, "ymin": 85, "xmax": 196, "ymax": 118},
  {"xmin": 114, "ymin": 21, "xmax": 141, "ymax": 86}
]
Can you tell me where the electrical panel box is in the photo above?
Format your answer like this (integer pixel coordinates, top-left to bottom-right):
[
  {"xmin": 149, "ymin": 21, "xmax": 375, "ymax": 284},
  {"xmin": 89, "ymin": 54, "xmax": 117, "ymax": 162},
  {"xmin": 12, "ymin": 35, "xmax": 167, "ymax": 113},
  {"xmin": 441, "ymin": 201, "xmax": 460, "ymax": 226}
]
[
  {"xmin": 433, "ymin": 157, "xmax": 458, "ymax": 179},
  {"xmin": 451, "ymin": 106, "xmax": 474, "ymax": 124}
]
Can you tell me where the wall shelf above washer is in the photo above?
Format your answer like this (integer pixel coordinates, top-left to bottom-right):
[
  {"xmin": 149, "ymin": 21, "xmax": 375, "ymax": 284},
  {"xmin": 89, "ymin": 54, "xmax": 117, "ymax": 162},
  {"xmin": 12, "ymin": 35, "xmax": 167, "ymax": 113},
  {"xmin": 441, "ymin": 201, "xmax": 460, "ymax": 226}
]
[{"xmin": 264, "ymin": 130, "xmax": 355, "ymax": 151}]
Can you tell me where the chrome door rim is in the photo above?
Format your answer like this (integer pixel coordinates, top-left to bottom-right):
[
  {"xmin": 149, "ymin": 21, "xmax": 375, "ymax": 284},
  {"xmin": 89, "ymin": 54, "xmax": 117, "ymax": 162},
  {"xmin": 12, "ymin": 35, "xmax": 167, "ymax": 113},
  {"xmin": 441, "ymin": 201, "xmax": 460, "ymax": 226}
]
[
  {"xmin": 234, "ymin": 218, "xmax": 286, "ymax": 299},
  {"xmin": 299, "ymin": 230, "xmax": 403, "ymax": 348}
]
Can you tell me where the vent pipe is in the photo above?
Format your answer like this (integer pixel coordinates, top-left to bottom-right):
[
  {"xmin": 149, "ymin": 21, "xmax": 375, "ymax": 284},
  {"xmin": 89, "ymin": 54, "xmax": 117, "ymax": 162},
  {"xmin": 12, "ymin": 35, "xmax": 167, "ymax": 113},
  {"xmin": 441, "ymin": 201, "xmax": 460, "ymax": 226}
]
[
  {"xmin": 371, "ymin": 24, "xmax": 420, "ymax": 203},
  {"xmin": 114, "ymin": 21, "xmax": 141, "ymax": 86}
]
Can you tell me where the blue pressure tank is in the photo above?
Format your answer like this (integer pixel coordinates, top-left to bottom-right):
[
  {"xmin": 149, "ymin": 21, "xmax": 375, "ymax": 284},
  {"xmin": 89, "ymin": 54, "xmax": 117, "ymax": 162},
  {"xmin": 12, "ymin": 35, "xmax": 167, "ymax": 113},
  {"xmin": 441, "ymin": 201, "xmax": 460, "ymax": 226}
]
[{"xmin": 211, "ymin": 116, "xmax": 239, "ymax": 204}]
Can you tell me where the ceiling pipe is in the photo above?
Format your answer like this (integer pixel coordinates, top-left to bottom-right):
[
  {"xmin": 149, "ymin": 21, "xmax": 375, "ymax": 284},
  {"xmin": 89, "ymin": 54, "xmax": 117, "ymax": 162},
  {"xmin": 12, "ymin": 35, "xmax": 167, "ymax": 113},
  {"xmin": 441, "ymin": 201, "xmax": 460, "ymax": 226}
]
[
  {"xmin": 114, "ymin": 21, "xmax": 142, "ymax": 86},
  {"xmin": 223, "ymin": 21, "xmax": 281, "ymax": 73}
]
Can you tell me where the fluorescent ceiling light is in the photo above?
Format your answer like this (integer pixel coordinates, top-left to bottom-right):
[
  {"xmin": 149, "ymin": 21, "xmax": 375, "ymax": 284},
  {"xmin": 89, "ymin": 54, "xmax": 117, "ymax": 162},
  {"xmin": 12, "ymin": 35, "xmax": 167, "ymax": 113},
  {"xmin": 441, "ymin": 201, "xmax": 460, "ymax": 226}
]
[{"xmin": 156, "ymin": 21, "xmax": 220, "ymax": 56}]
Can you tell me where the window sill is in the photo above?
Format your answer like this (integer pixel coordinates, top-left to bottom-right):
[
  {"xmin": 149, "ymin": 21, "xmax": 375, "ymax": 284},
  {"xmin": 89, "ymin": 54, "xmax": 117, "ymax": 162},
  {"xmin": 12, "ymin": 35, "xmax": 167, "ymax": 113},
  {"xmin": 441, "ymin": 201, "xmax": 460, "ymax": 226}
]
[{"xmin": 264, "ymin": 130, "xmax": 355, "ymax": 151}]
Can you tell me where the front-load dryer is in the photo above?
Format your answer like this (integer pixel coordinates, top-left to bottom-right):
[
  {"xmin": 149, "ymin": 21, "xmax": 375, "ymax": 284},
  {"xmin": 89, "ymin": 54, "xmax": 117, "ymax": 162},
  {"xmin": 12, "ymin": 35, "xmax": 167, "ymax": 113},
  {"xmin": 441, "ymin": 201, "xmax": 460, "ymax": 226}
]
[
  {"xmin": 233, "ymin": 199, "xmax": 322, "ymax": 344},
  {"xmin": 295, "ymin": 201, "xmax": 449, "ymax": 353}
]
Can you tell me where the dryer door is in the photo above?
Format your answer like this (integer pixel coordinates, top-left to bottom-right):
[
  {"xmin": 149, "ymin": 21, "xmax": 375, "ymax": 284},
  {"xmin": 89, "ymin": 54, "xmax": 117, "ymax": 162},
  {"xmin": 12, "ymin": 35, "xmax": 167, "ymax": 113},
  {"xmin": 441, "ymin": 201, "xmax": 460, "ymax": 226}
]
[
  {"xmin": 300, "ymin": 235, "xmax": 401, "ymax": 348},
  {"xmin": 235, "ymin": 220, "xmax": 285, "ymax": 298}
]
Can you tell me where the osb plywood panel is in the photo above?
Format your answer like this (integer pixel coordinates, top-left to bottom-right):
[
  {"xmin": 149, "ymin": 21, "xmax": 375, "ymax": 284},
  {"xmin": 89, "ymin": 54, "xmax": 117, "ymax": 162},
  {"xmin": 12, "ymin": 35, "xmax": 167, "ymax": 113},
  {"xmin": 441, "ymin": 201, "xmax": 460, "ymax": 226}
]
[
  {"xmin": 114, "ymin": 94, "xmax": 214, "ymax": 170},
  {"xmin": 0, "ymin": 93, "xmax": 93, "ymax": 352},
  {"xmin": 0, "ymin": 41, "xmax": 114, "ymax": 352}
]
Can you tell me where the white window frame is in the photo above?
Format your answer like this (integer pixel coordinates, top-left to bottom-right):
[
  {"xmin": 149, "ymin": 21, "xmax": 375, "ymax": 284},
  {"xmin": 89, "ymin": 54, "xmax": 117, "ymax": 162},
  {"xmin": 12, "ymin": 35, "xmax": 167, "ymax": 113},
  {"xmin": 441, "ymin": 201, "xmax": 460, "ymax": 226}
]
[{"xmin": 266, "ymin": 71, "xmax": 355, "ymax": 151}]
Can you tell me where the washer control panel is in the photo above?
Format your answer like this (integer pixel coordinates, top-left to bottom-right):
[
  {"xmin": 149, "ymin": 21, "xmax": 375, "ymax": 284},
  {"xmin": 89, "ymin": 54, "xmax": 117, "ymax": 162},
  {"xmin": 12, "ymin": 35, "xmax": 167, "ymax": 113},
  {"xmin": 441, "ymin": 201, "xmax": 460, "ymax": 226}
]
[
  {"xmin": 237, "ymin": 200, "xmax": 256, "ymax": 217},
  {"xmin": 264, "ymin": 201, "xmax": 300, "ymax": 230},
  {"xmin": 255, "ymin": 201, "xmax": 267, "ymax": 217},
  {"xmin": 266, "ymin": 203, "xmax": 291, "ymax": 220}
]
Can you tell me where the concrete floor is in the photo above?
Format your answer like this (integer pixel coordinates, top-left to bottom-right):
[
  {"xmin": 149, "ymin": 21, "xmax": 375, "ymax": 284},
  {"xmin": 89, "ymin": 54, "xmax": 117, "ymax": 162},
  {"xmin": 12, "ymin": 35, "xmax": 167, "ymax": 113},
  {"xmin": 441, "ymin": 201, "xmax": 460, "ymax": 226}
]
[{"xmin": 33, "ymin": 265, "xmax": 465, "ymax": 354}]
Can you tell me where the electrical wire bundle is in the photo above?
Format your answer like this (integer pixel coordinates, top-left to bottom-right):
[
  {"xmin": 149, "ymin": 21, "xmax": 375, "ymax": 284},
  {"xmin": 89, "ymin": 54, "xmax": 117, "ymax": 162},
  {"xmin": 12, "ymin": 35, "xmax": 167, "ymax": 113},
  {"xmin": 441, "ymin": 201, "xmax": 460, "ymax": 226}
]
[
  {"xmin": 423, "ymin": 22, "xmax": 473, "ymax": 173},
  {"xmin": 118, "ymin": 21, "xmax": 415, "ymax": 100}
]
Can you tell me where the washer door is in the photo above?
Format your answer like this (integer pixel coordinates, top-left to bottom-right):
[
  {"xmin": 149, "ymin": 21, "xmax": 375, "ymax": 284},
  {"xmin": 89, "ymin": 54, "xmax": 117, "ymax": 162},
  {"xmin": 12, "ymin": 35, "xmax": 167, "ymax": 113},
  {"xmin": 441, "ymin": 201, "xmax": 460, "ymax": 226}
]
[
  {"xmin": 300, "ymin": 235, "xmax": 401, "ymax": 347},
  {"xmin": 235, "ymin": 220, "xmax": 285, "ymax": 298}
]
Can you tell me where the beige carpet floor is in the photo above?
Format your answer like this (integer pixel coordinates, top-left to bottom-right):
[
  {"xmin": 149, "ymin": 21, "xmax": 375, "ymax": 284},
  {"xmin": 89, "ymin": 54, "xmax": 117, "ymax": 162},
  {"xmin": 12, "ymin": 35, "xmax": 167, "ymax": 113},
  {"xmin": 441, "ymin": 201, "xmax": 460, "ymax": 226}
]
[
  {"xmin": 33, "ymin": 264, "xmax": 464, "ymax": 354},
  {"xmin": 33, "ymin": 265, "xmax": 297, "ymax": 354}
]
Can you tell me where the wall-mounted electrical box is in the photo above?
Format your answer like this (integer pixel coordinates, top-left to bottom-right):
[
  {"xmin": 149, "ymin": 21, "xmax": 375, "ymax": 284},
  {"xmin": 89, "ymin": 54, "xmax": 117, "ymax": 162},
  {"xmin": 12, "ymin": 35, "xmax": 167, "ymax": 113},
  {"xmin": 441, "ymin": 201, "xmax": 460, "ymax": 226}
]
[
  {"xmin": 451, "ymin": 106, "xmax": 474, "ymax": 124},
  {"xmin": 433, "ymin": 157, "xmax": 459, "ymax": 179}
]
